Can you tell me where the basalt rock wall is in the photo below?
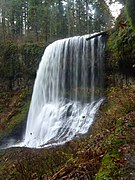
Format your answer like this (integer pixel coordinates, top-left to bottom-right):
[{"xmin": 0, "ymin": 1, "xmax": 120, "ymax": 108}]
[
  {"xmin": 105, "ymin": 26, "xmax": 135, "ymax": 87},
  {"xmin": 0, "ymin": 43, "xmax": 45, "ymax": 92}
]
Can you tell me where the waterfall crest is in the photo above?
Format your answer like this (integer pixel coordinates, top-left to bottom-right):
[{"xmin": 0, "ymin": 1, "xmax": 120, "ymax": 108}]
[{"xmin": 23, "ymin": 35, "xmax": 105, "ymax": 148}]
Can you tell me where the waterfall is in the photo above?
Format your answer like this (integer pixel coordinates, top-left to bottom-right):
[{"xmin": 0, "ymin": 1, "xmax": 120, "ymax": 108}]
[{"xmin": 22, "ymin": 35, "xmax": 105, "ymax": 148}]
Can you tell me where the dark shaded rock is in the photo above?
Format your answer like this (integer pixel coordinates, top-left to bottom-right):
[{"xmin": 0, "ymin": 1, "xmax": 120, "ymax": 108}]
[{"xmin": 0, "ymin": 112, "xmax": 28, "ymax": 149}]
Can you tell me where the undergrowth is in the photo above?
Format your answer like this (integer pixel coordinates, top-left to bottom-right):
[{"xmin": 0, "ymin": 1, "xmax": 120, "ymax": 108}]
[{"xmin": 0, "ymin": 85, "xmax": 134, "ymax": 179}]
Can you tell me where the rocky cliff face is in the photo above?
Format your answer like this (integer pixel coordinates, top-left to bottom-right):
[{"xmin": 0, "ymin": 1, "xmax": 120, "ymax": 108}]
[
  {"xmin": 0, "ymin": 43, "xmax": 45, "ymax": 144},
  {"xmin": 105, "ymin": 25, "xmax": 135, "ymax": 87},
  {"xmin": 0, "ymin": 43, "xmax": 45, "ymax": 92}
]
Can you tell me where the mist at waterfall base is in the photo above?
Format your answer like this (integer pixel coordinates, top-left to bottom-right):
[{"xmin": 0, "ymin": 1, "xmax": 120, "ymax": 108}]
[{"xmin": 17, "ymin": 35, "xmax": 104, "ymax": 148}]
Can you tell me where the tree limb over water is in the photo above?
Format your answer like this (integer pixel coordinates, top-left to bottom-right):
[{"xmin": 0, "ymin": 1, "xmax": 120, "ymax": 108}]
[{"xmin": 86, "ymin": 30, "xmax": 109, "ymax": 41}]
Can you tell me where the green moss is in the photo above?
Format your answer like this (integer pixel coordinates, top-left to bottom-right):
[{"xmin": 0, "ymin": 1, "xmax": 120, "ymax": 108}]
[
  {"xmin": 126, "ymin": 0, "xmax": 135, "ymax": 30},
  {"xmin": 0, "ymin": 42, "xmax": 45, "ymax": 90},
  {"xmin": 106, "ymin": 8, "xmax": 135, "ymax": 77},
  {"xmin": 0, "ymin": 100, "xmax": 30, "ymax": 140},
  {"xmin": 95, "ymin": 119, "xmax": 127, "ymax": 179},
  {"xmin": 128, "ymin": 123, "xmax": 135, "ymax": 128},
  {"xmin": 9, "ymin": 100, "xmax": 30, "ymax": 130},
  {"xmin": 93, "ymin": 85, "xmax": 135, "ymax": 179},
  {"xmin": 0, "ymin": 85, "xmax": 134, "ymax": 179},
  {"xmin": 95, "ymin": 153, "xmax": 119, "ymax": 180}
]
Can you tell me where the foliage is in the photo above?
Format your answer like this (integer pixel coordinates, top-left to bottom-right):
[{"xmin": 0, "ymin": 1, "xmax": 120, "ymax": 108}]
[
  {"xmin": 106, "ymin": 10, "xmax": 135, "ymax": 76},
  {"xmin": 0, "ymin": 2, "xmax": 134, "ymax": 179},
  {"xmin": 0, "ymin": 88, "xmax": 30, "ymax": 141},
  {"xmin": 0, "ymin": 0, "xmax": 113, "ymax": 43},
  {"xmin": 126, "ymin": 0, "xmax": 135, "ymax": 30},
  {"xmin": 95, "ymin": 153, "xmax": 119, "ymax": 179},
  {"xmin": 0, "ymin": 42, "xmax": 45, "ymax": 91},
  {"xmin": 95, "ymin": 86, "xmax": 135, "ymax": 179},
  {"xmin": 0, "ymin": 85, "xmax": 134, "ymax": 179},
  {"xmin": 20, "ymin": 43, "xmax": 45, "ymax": 80},
  {"xmin": 0, "ymin": 43, "xmax": 19, "ymax": 87}
]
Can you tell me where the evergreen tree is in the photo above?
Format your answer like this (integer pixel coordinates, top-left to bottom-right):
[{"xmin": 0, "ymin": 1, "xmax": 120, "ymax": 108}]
[{"xmin": 0, "ymin": 0, "xmax": 113, "ymax": 42}]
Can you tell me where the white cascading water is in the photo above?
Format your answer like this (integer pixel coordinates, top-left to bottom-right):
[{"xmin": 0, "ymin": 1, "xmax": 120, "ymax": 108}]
[{"xmin": 22, "ymin": 35, "xmax": 104, "ymax": 148}]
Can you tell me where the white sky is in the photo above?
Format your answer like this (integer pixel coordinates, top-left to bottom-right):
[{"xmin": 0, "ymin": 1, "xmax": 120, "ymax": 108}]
[{"xmin": 107, "ymin": 1, "xmax": 123, "ymax": 18}]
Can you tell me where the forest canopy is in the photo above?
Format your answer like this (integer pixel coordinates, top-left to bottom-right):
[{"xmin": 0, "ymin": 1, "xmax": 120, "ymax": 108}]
[
  {"xmin": 0, "ymin": 0, "xmax": 130, "ymax": 44},
  {"xmin": 0, "ymin": 0, "xmax": 116, "ymax": 43}
]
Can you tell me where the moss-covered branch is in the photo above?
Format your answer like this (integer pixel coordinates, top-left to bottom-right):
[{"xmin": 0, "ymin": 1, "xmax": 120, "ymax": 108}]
[{"xmin": 86, "ymin": 30, "xmax": 109, "ymax": 41}]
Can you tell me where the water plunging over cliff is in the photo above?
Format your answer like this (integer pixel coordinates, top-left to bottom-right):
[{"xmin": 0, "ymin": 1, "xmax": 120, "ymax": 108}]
[{"xmin": 23, "ymin": 35, "xmax": 105, "ymax": 148}]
